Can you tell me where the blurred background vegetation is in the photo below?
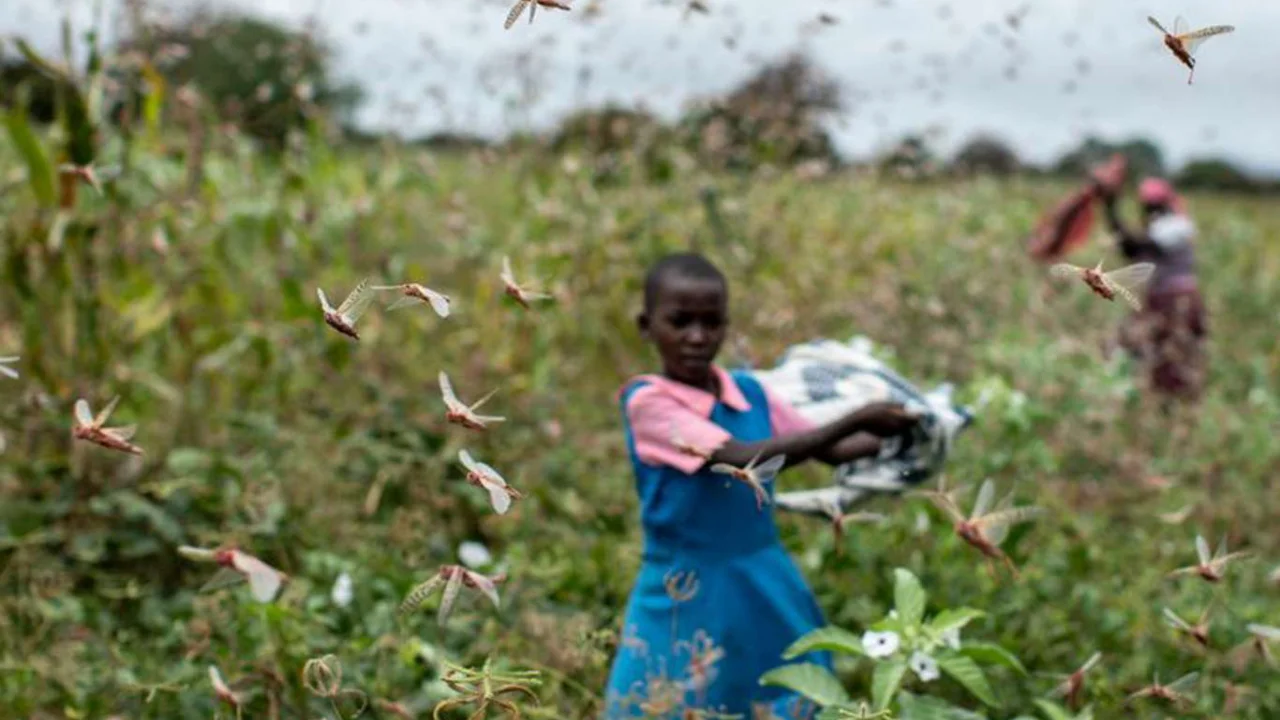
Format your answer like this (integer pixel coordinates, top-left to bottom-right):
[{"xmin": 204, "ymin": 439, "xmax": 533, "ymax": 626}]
[
  {"xmin": 2, "ymin": 5, "xmax": 1279, "ymax": 720},
  {"xmin": 6, "ymin": 8, "xmax": 1278, "ymax": 190}
]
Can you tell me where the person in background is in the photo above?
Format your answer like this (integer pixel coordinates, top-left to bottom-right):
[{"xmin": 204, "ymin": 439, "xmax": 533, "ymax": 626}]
[{"xmin": 1098, "ymin": 177, "xmax": 1208, "ymax": 402}]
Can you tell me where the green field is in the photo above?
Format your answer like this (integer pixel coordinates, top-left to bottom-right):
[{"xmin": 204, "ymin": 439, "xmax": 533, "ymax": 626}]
[{"xmin": 3, "ymin": 118, "xmax": 1280, "ymax": 719}]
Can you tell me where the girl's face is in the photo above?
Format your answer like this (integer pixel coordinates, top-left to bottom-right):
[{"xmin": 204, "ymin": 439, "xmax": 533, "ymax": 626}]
[{"xmin": 639, "ymin": 275, "xmax": 727, "ymax": 389}]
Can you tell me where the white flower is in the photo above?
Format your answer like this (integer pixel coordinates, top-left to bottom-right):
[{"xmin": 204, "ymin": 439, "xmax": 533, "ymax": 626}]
[
  {"xmin": 941, "ymin": 627, "xmax": 961, "ymax": 650},
  {"xmin": 909, "ymin": 651, "xmax": 940, "ymax": 682},
  {"xmin": 862, "ymin": 631, "xmax": 901, "ymax": 659},
  {"xmin": 330, "ymin": 572, "xmax": 353, "ymax": 608},
  {"xmin": 458, "ymin": 541, "xmax": 493, "ymax": 569},
  {"xmin": 914, "ymin": 510, "xmax": 930, "ymax": 535}
]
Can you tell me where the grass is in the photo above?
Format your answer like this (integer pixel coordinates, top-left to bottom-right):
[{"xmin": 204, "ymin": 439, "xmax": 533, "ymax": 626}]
[{"xmin": 2, "ymin": 121, "xmax": 1280, "ymax": 719}]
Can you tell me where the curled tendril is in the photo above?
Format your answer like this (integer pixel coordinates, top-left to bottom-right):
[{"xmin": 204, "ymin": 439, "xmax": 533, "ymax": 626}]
[
  {"xmin": 302, "ymin": 654, "xmax": 343, "ymax": 697},
  {"xmin": 663, "ymin": 569, "xmax": 699, "ymax": 602},
  {"xmin": 374, "ymin": 699, "xmax": 415, "ymax": 720},
  {"xmin": 431, "ymin": 658, "xmax": 541, "ymax": 720},
  {"xmin": 301, "ymin": 654, "xmax": 368, "ymax": 718}
]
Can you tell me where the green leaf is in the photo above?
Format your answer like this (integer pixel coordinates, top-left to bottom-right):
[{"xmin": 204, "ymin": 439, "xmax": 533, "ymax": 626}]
[
  {"xmin": 895, "ymin": 692, "xmax": 948, "ymax": 720},
  {"xmin": 166, "ymin": 448, "xmax": 213, "ymax": 476},
  {"xmin": 870, "ymin": 614, "xmax": 905, "ymax": 635},
  {"xmin": 47, "ymin": 209, "xmax": 71, "ymax": 251},
  {"xmin": 870, "ymin": 658, "xmax": 908, "ymax": 711},
  {"xmin": 196, "ymin": 334, "xmax": 254, "ymax": 374},
  {"xmin": 14, "ymin": 38, "xmax": 69, "ymax": 82},
  {"xmin": 959, "ymin": 643, "xmax": 1025, "ymax": 675},
  {"xmin": 927, "ymin": 608, "xmax": 986, "ymax": 636},
  {"xmin": 70, "ymin": 531, "xmax": 108, "ymax": 563},
  {"xmin": 759, "ymin": 662, "xmax": 851, "ymax": 707},
  {"xmin": 5, "ymin": 94, "xmax": 57, "ymax": 209},
  {"xmin": 898, "ymin": 691, "xmax": 989, "ymax": 720},
  {"xmin": 134, "ymin": 368, "xmax": 182, "ymax": 406},
  {"xmin": 109, "ymin": 491, "xmax": 186, "ymax": 544},
  {"xmin": 783, "ymin": 626, "xmax": 867, "ymax": 660},
  {"xmin": 62, "ymin": 85, "xmax": 97, "ymax": 166},
  {"xmin": 140, "ymin": 62, "xmax": 166, "ymax": 140},
  {"xmin": 123, "ymin": 290, "xmax": 175, "ymax": 341},
  {"xmin": 84, "ymin": 29, "xmax": 107, "ymax": 124},
  {"xmin": 893, "ymin": 568, "xmax": 927, "ymax": 627},
  {"xmin": 937, "ymin": 654, "xmax": 998, "ymax": 708},
  {"xmin": 15, "ymin": 38, "xmax": 96, "ymax": 165},
  {"xmin": 1031, "ymin": 700, "xmax": 1073, "ymax": 720},
  {"xmin": 815, "ymin": 707, "xmax": 858, "ymax": 720}
]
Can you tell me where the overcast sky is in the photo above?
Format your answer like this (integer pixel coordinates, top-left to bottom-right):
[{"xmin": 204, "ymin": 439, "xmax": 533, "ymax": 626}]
[{"xmin": 5, "ymin": 0, "xmax": 1280, "ymax": 174}]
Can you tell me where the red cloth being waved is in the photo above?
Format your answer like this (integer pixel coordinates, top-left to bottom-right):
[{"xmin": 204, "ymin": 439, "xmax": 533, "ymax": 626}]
[{"xmin": 1026, "ymin": 154, "xmax": 1128, "ymax": 262}]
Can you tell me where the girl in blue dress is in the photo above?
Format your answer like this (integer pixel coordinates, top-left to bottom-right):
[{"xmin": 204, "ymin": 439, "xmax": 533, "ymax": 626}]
[{"xmin": 604, "ymin": 253, "xmax": 920, "ymax": 719}]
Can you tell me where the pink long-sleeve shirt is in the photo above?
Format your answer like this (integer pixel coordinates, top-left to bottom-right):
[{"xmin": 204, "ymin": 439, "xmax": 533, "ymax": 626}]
[{"xmin": 621, "ymin": 365, "xmax": 815, "ymax": 475}]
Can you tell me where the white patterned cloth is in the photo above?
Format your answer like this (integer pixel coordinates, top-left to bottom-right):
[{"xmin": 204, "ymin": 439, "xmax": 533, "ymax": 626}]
[
  {"xmin": 1148, "ymin": 213, "xmax": 1196, "ymax": 249},
  {"xmin": 747, "ymin": 336, "xmax": 974, "ymax": 517}
]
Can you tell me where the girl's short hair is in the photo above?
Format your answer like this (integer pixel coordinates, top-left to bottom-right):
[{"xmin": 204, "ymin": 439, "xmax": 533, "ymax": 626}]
[{"xmin": 643, "ymin": 252, "xmax": 727, "ymax": 311}]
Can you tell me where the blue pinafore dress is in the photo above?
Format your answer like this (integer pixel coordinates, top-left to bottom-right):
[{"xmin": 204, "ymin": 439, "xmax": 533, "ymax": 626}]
[{"xmin": 603, "ymin": 371, "xmax": 833, "ymax": 719}]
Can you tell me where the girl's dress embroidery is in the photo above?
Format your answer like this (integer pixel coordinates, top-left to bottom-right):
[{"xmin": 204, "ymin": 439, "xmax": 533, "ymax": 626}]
[{"xmin": 603, "ymin": 370, "xmax": 832, "ymax": 719}]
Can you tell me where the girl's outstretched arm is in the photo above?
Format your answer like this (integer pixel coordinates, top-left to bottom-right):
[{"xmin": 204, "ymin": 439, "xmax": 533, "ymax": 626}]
[
  {"xmin": 813, "ymin": 432, "xmax": 882, "ymax": 466},
  {"xmin": 708, "ymin": 403, "xmax": 916, "ymax": 470}
]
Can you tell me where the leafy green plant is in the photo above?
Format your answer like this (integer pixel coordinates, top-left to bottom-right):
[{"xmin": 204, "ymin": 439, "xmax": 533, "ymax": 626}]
[
  {"xmin": 761, "ymin": 568, "xmax": 1023, "ymax": 716},
  {"xmin": 1011, "ymin": 699, "xmax": 1094, "ymax": 720}
]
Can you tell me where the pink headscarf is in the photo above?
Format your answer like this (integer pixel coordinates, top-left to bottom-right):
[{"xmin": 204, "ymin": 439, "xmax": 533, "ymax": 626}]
[{"xmin": 1138, "ymin": 177, "xmax": 1187, "ymax": 214}]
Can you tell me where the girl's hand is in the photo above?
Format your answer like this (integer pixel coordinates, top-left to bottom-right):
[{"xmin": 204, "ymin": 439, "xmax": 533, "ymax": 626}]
[{"xmin": 851, "ymin": 402, "xmax": 920, "ymax": 437}]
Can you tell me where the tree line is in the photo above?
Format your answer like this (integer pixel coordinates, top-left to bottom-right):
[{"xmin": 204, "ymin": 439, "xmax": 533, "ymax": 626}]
[{"xmin": 2, "ymin": 10, "xmax": 1274, "ymax": 193}]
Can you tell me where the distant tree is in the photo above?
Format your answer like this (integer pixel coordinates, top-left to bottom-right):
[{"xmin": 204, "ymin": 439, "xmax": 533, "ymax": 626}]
[
  {"xmin": 118, "ymin": 10, "xmax": 363, "ymax": 150},
  {"xmin": 549, "ymin": 105, "xmax": 667, "ymax": 155},
  {"xmin": 1055, "ymin": 135, "xmax": 1165, "ymax": 180},
  {"xmin": 1177, "ymin": 158, "xmax": 1259, "ymax": 193},
  {"xmin": 417, "ymin": 131, "xmax": 493, "ymax": 152},
  {"xmin": 878, "ymin": 134, "xmax": 938, "ymax": 179},
  {"xmin": 677, "ymin": 53, "xmax": 842, "ymax": 171},
  {"xmin": 546, "ymin": 105, "xmax": 684, "ymax": 185},
  {"xmin": 1117, "ymin": 137, "xmax": 1165, "ymax": 179},
  {"xmin": 1054, "ymin": 136, "xmax": 1108, "ymax": 176},
  {"xmin": 951, "ymin": 133, "xmax": 1020, "ymax": 176}
]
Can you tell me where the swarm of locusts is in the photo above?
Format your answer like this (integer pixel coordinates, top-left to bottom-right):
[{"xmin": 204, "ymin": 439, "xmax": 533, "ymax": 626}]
[
  {"xmin": 4, "ymin": 2, "xmax": 1270, "ymax": 717},
  {"xmin": 24, "ymin": 250, "xmax": 560, "ymax": 711}
]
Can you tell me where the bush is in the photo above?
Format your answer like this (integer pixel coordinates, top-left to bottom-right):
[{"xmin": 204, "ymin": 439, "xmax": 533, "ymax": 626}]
[
  {"xmin": 1176, "ymin": 158, "xmax": 1260, "ymax": 193},
  {"xmin": 1055, "ymin": 136, "xmax": 1165, "ymax": 181},
  {"xmin": 952, "ymin": 134, "xmax": 1021, "ymax": 177},
  {"xmin": 116, "ymin": 9, "xmax": 362, "ymax": 152},
  {"xmin": 677, "ymin": 53, "xmax": 843, "ymax": 172}
]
